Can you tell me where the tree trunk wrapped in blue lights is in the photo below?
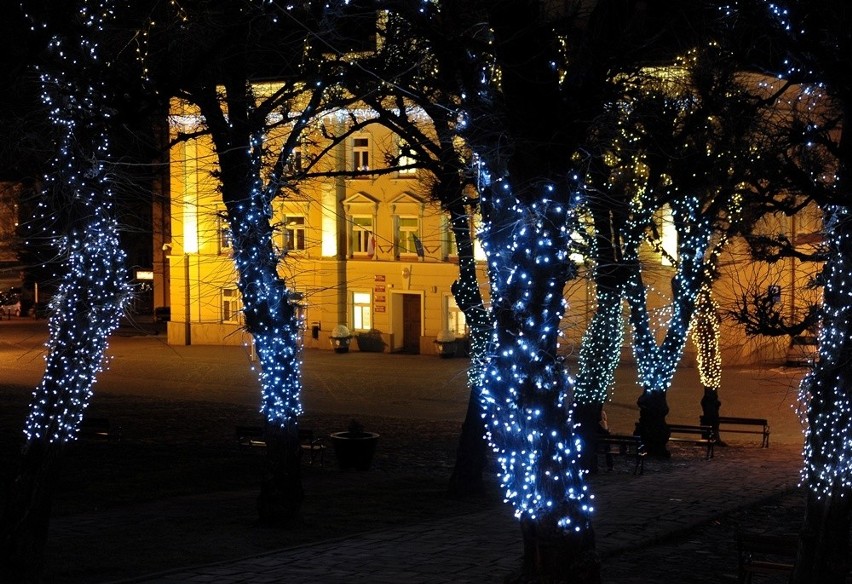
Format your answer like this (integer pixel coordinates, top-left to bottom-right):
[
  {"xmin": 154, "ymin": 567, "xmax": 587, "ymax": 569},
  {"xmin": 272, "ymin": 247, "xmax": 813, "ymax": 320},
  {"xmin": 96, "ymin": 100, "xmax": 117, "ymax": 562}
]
[
  {"xmin": 197, "ymin": 76, "xmax": 310, "ymax": 525},
  {"xmin": 793, "ymin": 204, "xmax": 852, "ymax": 583},
  {"xmin": 478, "ymin": 179, "xmax": 598, "ymax": 581},
  {"xmin": 1, "ymin": 1, "xmax": 130, "ymax": 579},
  {"xmin": 623, "ymin": 194, "xmax": 710, "ymax": 456}
]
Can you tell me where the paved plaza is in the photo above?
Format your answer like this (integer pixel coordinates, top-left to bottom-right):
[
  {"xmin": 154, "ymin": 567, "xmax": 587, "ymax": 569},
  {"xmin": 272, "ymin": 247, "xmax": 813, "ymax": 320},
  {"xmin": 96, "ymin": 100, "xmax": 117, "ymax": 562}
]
[{"xmin": 0, "ymin": 320, "xmax": 808, "ymax": 582}]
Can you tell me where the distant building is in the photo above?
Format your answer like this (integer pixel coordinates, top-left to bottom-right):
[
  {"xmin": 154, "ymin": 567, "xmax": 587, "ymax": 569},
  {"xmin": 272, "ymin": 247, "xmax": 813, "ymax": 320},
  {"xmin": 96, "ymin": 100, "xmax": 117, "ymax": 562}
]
[
  {"xmin": 159, "ymin": 94, "xmax": 825, "ymax": 365},
  {"xmin": 162, "ymin": 97, "xmax": 483, "ymax": 354}
]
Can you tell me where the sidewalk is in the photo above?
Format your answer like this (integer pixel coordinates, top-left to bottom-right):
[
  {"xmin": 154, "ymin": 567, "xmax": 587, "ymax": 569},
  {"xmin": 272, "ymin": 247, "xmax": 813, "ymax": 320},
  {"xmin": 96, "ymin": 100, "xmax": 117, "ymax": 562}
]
[{"xmin": 109, "ymin": 445, "xmax": 802, "ymax": 584}]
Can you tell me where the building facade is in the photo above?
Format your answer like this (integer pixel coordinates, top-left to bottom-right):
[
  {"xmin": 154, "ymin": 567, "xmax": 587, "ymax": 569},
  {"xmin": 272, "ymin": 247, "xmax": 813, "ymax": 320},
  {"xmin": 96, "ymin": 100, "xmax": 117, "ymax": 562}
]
[
  {"xmin": 163, "ymin": 98, "xmax": 486, "ymax": 354},
  {"xmin": 160, "ymin": 96, "xmax": 824, "ymax": 365}
]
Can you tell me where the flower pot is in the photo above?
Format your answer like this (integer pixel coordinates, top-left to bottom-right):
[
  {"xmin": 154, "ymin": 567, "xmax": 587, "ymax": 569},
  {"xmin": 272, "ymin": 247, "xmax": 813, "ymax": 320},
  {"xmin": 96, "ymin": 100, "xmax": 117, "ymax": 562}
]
[
  {"xmin": 356, "ymin": 331, "xmax": 386, "ymax": 352},
  {"xmin": 329, "ymin": 431, "xmax": 380, "ymax": 471},
  {"xmin": 330, "ymin": 336, "xmax": 351, "ymax": 353},
  {"xmin": 434, "ymin": 339, "xmax": 457, "ymax": 358},
  {"xmin": 330, "ymin": 325, "xmax": 352, "ymax": 353}
]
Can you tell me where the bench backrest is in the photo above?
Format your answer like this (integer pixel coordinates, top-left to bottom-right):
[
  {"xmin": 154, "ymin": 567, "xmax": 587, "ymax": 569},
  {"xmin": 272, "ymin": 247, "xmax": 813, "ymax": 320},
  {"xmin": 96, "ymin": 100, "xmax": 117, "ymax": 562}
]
[
  {"xmin": 668, "ymin": 424, "xmax": 714, "ymax": 436},
  {"xmin": 717, "ymin": 416, "xmax": 768, "ymax": 427}
]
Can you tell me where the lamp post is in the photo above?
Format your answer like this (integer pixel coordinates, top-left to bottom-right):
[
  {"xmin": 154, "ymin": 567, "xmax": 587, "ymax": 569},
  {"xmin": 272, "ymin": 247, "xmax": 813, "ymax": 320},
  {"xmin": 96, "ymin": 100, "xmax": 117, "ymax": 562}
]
[{"xmin": 184, "ymin": 253, "xmax": 192, "ymax": 345}]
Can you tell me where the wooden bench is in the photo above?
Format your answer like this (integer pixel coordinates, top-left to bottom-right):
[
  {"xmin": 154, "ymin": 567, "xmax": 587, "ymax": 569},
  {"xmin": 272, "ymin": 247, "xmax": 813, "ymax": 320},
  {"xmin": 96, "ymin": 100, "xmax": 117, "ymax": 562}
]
[
  {"xmin": 79, "ymin": 417, "xmax": 121, "ymax": 441},
  {"xmin": 708, "ymin": 416, "xmax": 770, "ymax": 448},
  {"xmin": 235, "ymin": 425, "xmax": 326, "ymax": 465},
  {"xmin": 299, "ymin": 429, "xmax": 326, "ymax": 466},
  {"xmin": 736, "ymin": 531, "xmax": 797, "ymax": 583},
  {"xmin": 596, "ymin": 434, "xmax": 645, "ymax": 475},
  {"xmin": 236, "ymin": 425, "xmax": 266, "ymax": 448},
  {"xmin": 667, "ymin": 424, "xmax": 715, "ymax": 459}
]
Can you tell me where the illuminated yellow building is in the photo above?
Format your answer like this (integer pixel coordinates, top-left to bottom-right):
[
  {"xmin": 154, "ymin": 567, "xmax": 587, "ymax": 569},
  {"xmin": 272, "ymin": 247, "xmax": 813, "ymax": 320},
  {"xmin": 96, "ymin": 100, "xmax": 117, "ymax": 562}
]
[
  {"xmin": 162, "ymin": 97, "xmax": 486, "ymax": 354},
  {"xmin": 159, "ymin": 92, "xmax": 823, "ymax": 365}
]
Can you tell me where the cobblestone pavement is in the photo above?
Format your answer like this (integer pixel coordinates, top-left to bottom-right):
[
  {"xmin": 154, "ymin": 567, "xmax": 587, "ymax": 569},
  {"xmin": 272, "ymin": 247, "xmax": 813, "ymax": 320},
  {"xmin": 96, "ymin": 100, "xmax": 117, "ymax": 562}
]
[
  {"xmin": 106, "ymin": 445, "xmax": 801, "ymax": 584},
  {"xmin": 0, "ymin": 322, "xmax": 809, "ymax": 583}
]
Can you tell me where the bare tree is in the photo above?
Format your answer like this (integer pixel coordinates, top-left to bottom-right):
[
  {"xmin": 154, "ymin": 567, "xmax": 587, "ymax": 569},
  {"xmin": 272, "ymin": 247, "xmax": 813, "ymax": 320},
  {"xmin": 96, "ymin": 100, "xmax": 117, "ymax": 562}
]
[
  {"xmin": 732, "ymin": 1, "xmax": 852, "ymax": 580},
  {"xmin": 0, "ymin": 1, "xmax": 133, "ymax": 580},
  {"xmin": 148, "ymin": 0, "xmax": 369, "ymax": 525},
  {"xmin": 573, "ymin": 42, "xmax": 776, "ymax": 456}
]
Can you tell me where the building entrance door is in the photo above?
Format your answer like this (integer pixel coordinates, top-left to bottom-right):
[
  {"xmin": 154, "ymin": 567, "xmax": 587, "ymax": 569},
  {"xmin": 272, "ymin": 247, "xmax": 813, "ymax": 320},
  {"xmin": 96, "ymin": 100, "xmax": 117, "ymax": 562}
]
[{"xmin": 402, "ymin": 294, "xmax": 421, "ymax": 354}]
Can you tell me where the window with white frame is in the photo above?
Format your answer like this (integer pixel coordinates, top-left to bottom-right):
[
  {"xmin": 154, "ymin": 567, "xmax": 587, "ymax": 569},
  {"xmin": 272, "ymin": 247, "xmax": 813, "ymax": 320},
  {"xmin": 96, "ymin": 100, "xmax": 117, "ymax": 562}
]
[
  {"xmin": 222, "ymin": 288, "xmax": 241, "ymax": 323},
  {"xmin": 397, "ymin": 216, "xmax": 420, "ymax": 256},
  {"xmin": 352, "ymin": 291, "xmax": 372, "ymax": 330},
  {"xmin": 284, "ymin": 216, "xmax": 306, "ymax": 252},
  {"xmin": 397, "ymin": 139, "xmax": 416, "ymax": 175},
  {"xmin": 352, "ymin": 136, "xmax": 370, "ymax": 171},
  {"xmin": 442, "ymin": 215, "xmax": 459, "ymax": 260},
  {"xmin": 286, "ymin": 144, "xmax": 304, "ymax": 174},
  {"xmin": 218, "ymin": 214, "xmax": 232, "ymax": 254},
  {"xmin": 351, "ymin": 216, "xmax": 374, "ymax": 255},
  {"xmin": 660, "ymin": 204, "xmax": 678, "ymax": 266},
  {"xmin": 471, "ymin": 212, "xmax": 486, "ymax": 261},
  {"xmin": 446, "ymin": 295, "xmax": 467, "ymax": 337}
]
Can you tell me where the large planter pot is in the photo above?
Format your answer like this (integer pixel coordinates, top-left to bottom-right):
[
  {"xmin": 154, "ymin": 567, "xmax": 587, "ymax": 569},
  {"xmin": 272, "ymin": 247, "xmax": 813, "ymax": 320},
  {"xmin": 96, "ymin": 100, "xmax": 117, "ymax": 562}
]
[
  {"xmin": 330, "ymin": 336, "xmax": 352, "ymax": 353},
  {"xmin": 330, "ymin": 325, "xmax": 352, "ymax": 353},
  {"xmin": 329, "ymin": 431, "xmax": 380, "ymax": 471},
  {"xmin": 434, "ymin": 339, "xmax": 457, "ymax": 358},
  {"xmin": 356, "ymin": 331, "xmax": 386, "ymax": 352},
  {"xmin": 434, "ymin": 331, "xmax": 458, "ymax": 358}
]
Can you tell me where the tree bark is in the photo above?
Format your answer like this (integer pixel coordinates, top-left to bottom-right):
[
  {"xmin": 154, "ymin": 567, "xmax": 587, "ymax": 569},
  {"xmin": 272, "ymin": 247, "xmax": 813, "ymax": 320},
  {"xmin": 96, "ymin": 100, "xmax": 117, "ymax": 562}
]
[
  {"xmin": 0, "ymin": 3, "xmax": 128, "ymax": 579},
  {"xmin": 0, "ymin": 442, "xmax": 61, "ymax": 583},
  {"xmin": 792, "ymin": 205, "xmax": 852, "ymax": 582},
  {"xmin": 699, "ymin": 387, "xmax": 723, "ymax": 444},
  {"xmin": 445, "ymin": 202, "xmax": 490, "ymax": 498},
  {"xmin": 636, "ymin": 390, "xmax": 671, "ymax": 458},
  {"xmin": 447, "ymin": 389, "xmax": 489, "ymax": 497},
  {"xmin": 193, "ymin": 71, "xmax": 309, "ymax": 524},
  {"xmin": 257, "ymin": 420, "xmax": 304, "ymax": 526},
  {"xmin": 511, "ymin": 517, "xmax": 600, "ymax": 584},
  {"xmin": 574, "ymin": 402, "xmax": 605, "ymax": 474},
  {"xmin": 692, "ymin": 284, "xmax": 724, "ymax": 442},
  {"xmin": 791, "ymin": 491, "xmax": 852, "ymax": 584}
]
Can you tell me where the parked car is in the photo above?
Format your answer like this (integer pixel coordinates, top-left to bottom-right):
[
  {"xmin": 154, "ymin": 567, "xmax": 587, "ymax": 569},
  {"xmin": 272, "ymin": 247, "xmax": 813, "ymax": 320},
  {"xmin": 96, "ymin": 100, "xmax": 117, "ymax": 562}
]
[{"xmin": 785, "ymin": 335, "xmax": 819, "ymax": 367}]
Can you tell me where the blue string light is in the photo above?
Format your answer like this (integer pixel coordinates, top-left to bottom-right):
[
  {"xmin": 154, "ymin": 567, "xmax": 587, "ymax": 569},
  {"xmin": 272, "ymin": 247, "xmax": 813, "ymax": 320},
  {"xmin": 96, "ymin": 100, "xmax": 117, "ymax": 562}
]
[
  {"xmin": 477, "ymin": 174, "xmax": 593, "ymax": 530},
  {"xmin": 22, "ymin": 0, "xmax": 130, "ymax": 444}
]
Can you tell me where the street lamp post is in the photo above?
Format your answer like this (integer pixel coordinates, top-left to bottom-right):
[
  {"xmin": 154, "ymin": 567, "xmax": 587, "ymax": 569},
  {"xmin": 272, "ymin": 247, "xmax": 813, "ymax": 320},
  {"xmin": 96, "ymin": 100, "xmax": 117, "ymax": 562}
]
[{"xmin": 184, "ymin": 253, "xmax": 192, "ymax": 345}]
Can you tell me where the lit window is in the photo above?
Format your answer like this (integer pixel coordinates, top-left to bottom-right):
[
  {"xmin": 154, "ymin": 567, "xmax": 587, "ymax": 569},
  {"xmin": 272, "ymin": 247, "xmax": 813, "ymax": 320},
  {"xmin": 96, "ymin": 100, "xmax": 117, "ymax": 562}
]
[
  {"xmin": 660, "ymin": 204, "xmax": 678, "ymax": 266},
  {"xmin": 353, "ymin": 137, "xmax": 370, "ymax": 171},
  {"xmin": 471, "ymin": 212, "xmax": 486, "ymax": 261},
  {"xmin": 222, "ymin": 288, "xmax": 241, "ymax": 323},
  {"xmin": 353, "ymin": 292, "xmax": 372, "ymax": 330},
  {"xmin": 397, "ymin": 217, "xmax": 420, "ymax": 255},
  {"xmin": 219, "ymin": 215, "xmax": 232, "ymax": 254},
  {"xmin": 446, "ymin": 219, "xmax": 457, "ymax": 257},
  {"xmin": 351, "ymin": 216, "xmax": 374, "ymax": 256},
  {"xmin": 446, "ymin": 296, "xmax": 467, "ymax": 337},
  {"xmin": 286, "ymin": 145, "xmax": 304, "ymax": 174},
  {"xmin": 284, "ymin": 216, "xmax": 306, "ymax": 251},
  {"xmin": 397, "ymin": 140, "xmax": 416, "ymax": 175}
]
